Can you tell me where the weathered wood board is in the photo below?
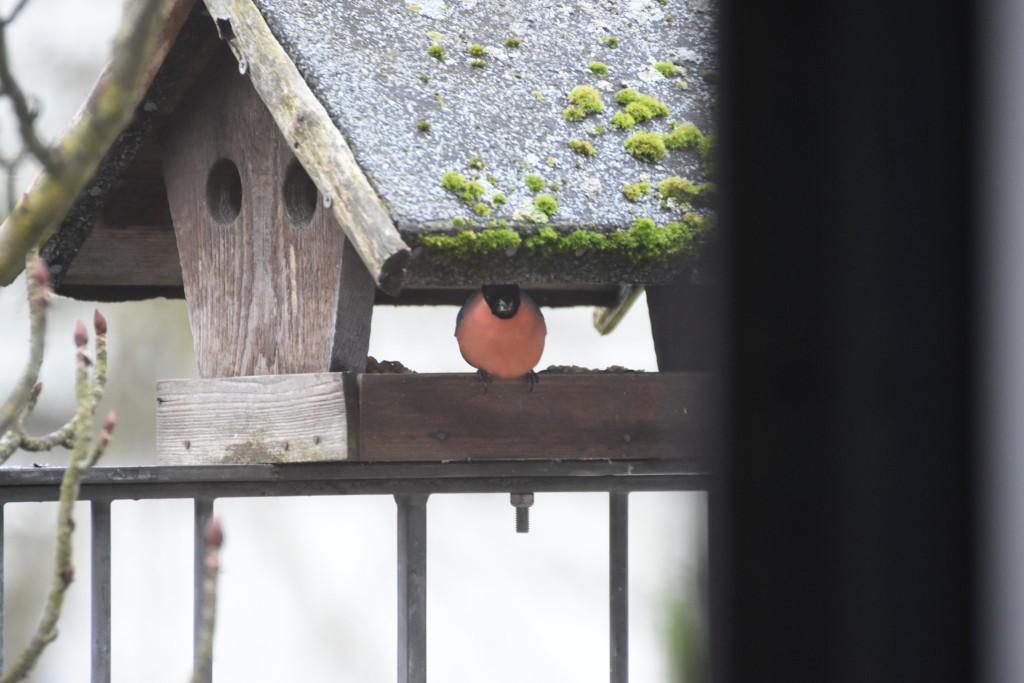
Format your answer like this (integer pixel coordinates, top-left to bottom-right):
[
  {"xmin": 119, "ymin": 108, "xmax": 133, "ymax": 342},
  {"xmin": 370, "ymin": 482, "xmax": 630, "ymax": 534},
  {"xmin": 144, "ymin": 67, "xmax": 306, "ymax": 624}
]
[
  {"xmin": 156, "ymin": 372, "xmax": 709, "ymax": 465},
  {"xmin": 62, "ymin": 223, "xmax": 182, "ymax": 288},
  {"xmin": 358, "ymin": 373, "xmax": 709, "ymax": 462},
  {"xmin": 157, "ymin": 373, "xmax": 352, "ymax": 465}
]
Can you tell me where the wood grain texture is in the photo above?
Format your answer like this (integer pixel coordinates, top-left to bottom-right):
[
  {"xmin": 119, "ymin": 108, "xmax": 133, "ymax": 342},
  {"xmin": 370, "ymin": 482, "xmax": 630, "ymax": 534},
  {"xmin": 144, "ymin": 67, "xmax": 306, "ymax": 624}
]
[
  {"xmin": 359, "ymin": 372, "xmax": 710, "ymax": 461},
  {"xmin": 62, "ymin": 222, "xmax": 182, "ymax": 287},
  {"xmin": 203, "ymin": 0, "xmax": 410, "ymax": 294},
  {"xmin": 157, "ymin": 373, "xmax": 350, "ymax": 465},
  {"xmin": 161, "ymin": 49, "xmax": 359, "ymax": 377},
  {"xmin": 331, "ymin": 239, "xmax": 376, "ymax": 373}
]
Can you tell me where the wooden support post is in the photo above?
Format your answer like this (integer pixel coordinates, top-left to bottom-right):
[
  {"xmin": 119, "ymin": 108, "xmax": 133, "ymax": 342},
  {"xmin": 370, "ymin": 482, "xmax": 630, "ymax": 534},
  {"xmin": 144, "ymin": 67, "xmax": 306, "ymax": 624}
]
[
  {"xmin": 646, "ymin": 274, "xmax": 721, "ymax": 373},
  {"xmin": 332, "ymin": 239, "xmax": 376, "ymax": 373}
]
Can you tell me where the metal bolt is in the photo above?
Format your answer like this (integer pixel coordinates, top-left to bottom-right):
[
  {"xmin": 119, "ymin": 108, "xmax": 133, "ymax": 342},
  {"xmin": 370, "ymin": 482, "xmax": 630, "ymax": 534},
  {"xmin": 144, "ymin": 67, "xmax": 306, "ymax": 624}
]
[{"xmin": 510, "ymin": 492, "xmax": 534, "ymax": 533}]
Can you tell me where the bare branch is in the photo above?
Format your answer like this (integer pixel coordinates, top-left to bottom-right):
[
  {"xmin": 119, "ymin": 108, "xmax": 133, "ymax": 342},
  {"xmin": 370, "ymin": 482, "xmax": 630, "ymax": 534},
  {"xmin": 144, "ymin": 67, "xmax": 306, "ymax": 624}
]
[
  {"xmin": 0, "ymin": 0, "xmax": 177, "ymax": 286},
  {"xmin": 0, "ymin": 330, "xmax": 116, "ymax": 683},
  {"xmin": 2, "ymin": 0, "xmax": 33, "ymax": 26},
  {"xmin": 17, "ymin": 311, "xmax": 108, "ymax": 454},
  {"xmin": 0, "ymin": 255, "xmax": 48, "ymax": 442},
  {"xmin": 0, "ymin": 18, "xmax": 56, "ymax": 171}
]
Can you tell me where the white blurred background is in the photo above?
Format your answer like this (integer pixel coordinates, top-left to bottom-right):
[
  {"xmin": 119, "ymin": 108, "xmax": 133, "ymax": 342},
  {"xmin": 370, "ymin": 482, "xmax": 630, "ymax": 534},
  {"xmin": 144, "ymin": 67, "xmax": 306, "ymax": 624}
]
[{"xmin": 0, "ymin": 2, "xmax": 705, "ymax": 681}]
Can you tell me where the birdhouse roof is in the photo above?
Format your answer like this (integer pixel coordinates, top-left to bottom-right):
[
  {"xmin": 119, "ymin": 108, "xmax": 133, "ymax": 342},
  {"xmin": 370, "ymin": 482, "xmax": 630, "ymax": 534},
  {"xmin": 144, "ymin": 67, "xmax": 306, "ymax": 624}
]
[{"xmin": 41, "ymin": 0, "xmax": 717, "ymax": 303}]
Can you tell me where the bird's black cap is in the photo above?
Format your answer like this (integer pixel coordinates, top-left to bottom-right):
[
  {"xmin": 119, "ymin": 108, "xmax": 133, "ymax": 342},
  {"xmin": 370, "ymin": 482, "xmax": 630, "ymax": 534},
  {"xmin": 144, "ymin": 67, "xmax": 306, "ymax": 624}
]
[{"xmin": 481, "ymin": 284, "xmax": 521, "ymax": 319}]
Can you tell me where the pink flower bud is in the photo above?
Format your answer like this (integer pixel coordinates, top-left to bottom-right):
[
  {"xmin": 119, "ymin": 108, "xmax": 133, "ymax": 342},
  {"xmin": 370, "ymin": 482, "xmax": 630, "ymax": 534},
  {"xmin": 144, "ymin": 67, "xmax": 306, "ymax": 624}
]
[
  {"xmin": 102, "ymin": 410, "xmax": 117, "ymax": 435},
  {"xmin": 93, "ymin": 309, "xmax": 107, "ymax": 335},
  {"xmin": 204, "ymin": 517, "xmax": 224, "ymax": 548},
  {"xmin": 30, "ymin": 258, "xmax": 50, "ymax": 291},
  {"xmin": 74, "ymin": 319, "xmax": 88, "ymax": 347}
]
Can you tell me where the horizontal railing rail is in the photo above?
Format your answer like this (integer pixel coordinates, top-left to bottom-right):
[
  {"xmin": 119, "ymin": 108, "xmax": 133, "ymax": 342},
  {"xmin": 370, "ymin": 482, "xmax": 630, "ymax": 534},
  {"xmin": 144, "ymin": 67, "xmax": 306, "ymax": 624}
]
[{"xmin": 0, "ymin": 459, "xmax": 709, "ymax": 683}]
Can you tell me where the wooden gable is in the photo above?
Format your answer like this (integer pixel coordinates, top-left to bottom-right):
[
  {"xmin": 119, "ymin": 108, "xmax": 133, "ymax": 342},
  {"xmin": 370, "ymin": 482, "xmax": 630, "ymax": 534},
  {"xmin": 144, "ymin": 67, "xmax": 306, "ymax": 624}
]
[{"xmin": 161, "ymin": 49, "xmax": 374, "ymax": 377}]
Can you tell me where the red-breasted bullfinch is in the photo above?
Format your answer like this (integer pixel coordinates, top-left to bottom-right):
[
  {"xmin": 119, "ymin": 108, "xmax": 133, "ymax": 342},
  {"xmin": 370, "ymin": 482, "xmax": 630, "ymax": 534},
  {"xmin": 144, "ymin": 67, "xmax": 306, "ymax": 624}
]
[{"xmin": 455, "ymin": 284, "xmax": 546, "ymax": 381}]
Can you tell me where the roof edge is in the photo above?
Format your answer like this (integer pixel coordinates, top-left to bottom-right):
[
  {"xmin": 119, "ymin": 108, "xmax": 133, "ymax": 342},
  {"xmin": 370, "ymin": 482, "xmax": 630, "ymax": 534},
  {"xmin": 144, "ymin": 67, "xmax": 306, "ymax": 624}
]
[{"xmin": 203, "ymin": 0, "xmax": 410, "ymax": 295}]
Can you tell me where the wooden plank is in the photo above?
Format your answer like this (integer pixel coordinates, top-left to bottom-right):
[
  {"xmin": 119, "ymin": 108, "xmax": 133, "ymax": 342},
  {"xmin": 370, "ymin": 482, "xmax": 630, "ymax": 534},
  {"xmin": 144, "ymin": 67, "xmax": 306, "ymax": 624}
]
[
  {"xmin": 359, "ymin": 372, "xmax": 709, "ymax": 461},
  {"xmin": 61, "ymin": 222, "xmax": 182, "ymax": 287},
  {"xmin": 156, "ymin": 374, "xmax": 351, "ymax": 465},
  {"xmin": 203, "ymin": 0, "xmax": 410, "ymax": 294}
]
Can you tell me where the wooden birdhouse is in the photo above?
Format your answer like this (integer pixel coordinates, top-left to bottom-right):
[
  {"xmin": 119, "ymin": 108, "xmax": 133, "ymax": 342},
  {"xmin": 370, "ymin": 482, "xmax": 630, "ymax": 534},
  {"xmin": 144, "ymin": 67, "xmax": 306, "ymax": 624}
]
[{"xmin": 26, "ymin": 0, "xmax": 718, "ymax": 465}]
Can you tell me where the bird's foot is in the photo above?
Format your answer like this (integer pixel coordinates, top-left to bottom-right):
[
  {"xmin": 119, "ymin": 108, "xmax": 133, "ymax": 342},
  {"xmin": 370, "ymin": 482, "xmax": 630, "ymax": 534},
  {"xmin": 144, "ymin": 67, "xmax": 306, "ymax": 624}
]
[
  {"xmin": 476, "ymin": 369, "xmax": 492, "ymax": 393},
  {"xmin": 525, "ymin": 370, "xmax": 539, "ymax": 392}
]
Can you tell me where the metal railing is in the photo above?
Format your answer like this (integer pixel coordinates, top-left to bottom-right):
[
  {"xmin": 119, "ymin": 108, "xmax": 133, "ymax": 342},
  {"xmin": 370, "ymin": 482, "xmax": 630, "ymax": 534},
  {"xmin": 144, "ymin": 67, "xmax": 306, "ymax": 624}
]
[{"xmin": 0, "ymin": 459, "xmax": 708, "ymax": 682}]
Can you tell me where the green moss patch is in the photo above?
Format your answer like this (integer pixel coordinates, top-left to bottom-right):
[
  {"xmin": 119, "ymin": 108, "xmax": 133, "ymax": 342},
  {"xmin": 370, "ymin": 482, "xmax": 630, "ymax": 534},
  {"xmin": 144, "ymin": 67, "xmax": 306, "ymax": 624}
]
[
  {"xmin": 525, "ymin": 174, "xmax": 545, "ymax": 192},
  {"xmin": 505, "ymin": 36, "xmax": 522, "ymax": 47},
  {"xmin": 568, "ymin": 139, "xmax": 596, "ymax": 156},
  {"xmin": 654, "ymin": 61, "xmax": 678, "ymax": 77},
  {"xmin": 467, "ymin": 43, "xmax": 486, "ymax": 57},
  {"xmin": 420, "ymin": 215, "xmax": 707, "ymax": 268},
  {"xmin": 624, "ymin": 132, "xmax": 667, "ymax": 162},
  {"xmin": 658, "ymin": 176, "xmax": 705, "ymax": 202},
  {"xmin": 440, "ymin": 171, "xmax": 503, "ymax": 216},
  {"xmin": 534, "ymin": 194, "xmax": 559, "ymax": 216},
  {"xmin": 611, "ymin": 111, "xmax": 636, "ymax": 130},
  {"xmin": 440, "ymin": 172, "xmax": 467, "ymax": 192},
  {"xmin": 622, "ymin": 181, "xmax": 651, "ymax": 201},
  {"xmin": 588, "ymin": 61, "xmax": 609, "ymax": 77},
  {"xmin": 625, "ymin": 101, "xmax": 655, "ymax": 123},
  {"xmin": 461, "ymin": 181, "xmax": 486, "ymax": 202},
  {"xmin": 563, "ymin": 105, "xmax": 585, "ymax": 122},
  {"xmin": 470, "ymin": 59, "xmax": 486, "ymax": 68},
  {"xmin": 664, "ymin": 123, "xmax": 716, "ymax": 171},
  {"xmin": 614, "ymin": 88, "xmax": 668, "ymax": 118},
  {"xmin": 420, "ymin": 229, "xmax": 522, "ymax": 259},
  {"xmin": 601, "ymin": 35, "xmax": 619, "ymax": 48},
  {"xmin": 614, "ymin": 88, "xmax": 640, "ymax": 105},
  {"xmin": 567, "ymin": 85, "xmax": 605, "ymax": 114},
  {"xmin": 663, "ymin": 123, "xmax": 703, "ymax": 150}
]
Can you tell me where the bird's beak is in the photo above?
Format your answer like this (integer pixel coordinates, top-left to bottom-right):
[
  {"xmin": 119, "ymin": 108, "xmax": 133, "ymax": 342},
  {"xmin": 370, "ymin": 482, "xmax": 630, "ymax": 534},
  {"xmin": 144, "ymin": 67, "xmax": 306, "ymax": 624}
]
[{"xmin": 496, "ymin": 299, "xmax": 513, "ymax": 315}]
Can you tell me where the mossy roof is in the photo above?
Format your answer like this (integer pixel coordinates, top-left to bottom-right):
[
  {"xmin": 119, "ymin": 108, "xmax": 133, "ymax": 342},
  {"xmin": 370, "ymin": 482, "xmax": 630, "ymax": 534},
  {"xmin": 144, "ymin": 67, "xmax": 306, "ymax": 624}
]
[
  {"xmin": 254, "ymin": 0, "xmax": 717, "ymax": 283},
  {"xmin": 42, "ymin": 0, "xmax": 718, "ymax": 296}
]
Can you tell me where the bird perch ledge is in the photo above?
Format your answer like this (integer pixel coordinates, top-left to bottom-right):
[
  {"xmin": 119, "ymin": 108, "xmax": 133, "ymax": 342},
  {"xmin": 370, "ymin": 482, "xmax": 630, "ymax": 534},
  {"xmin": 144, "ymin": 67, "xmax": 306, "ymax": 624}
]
[{"xmin": 156, "ymin": 372, "xmax": 710, "ymax": 464}]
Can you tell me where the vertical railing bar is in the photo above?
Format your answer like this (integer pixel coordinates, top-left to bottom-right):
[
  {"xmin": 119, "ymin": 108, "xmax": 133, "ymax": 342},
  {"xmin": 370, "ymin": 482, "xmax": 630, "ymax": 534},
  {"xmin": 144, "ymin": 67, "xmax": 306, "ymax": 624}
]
[
  {"xmin": 1, "ymin": 503, "xmax": 5, "ymax": 676},
  {"xmin": 396, "ymin": 494, "xmax": 428, "ymax": 683},
  {"xmin": 609, "ymin": 492, "xmax": 629, "ymax": 683},
  {"xmin": 193, "ymin": 498, "xmax": 214, "ymax": 682},
  {"xmin": 91, "ymin": 500, "xmax": 112, "ymax": 683}
]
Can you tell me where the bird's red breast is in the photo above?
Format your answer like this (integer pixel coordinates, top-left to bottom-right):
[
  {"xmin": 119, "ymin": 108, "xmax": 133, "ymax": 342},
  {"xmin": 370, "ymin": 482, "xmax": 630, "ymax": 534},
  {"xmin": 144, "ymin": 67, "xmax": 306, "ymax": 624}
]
[{"xmin": 455, "ymin": 290, "xmax": 546, "ymax": 379}]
